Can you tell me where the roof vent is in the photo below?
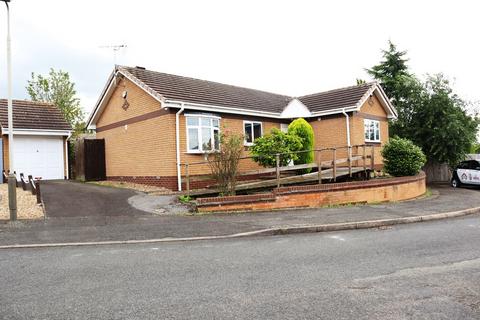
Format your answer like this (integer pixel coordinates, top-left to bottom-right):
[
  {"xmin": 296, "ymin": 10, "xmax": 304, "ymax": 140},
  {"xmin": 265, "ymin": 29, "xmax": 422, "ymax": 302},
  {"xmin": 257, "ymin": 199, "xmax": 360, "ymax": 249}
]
[{"xmin": 135, "ymin": 66, "xmax": 146, "ymax": 70}]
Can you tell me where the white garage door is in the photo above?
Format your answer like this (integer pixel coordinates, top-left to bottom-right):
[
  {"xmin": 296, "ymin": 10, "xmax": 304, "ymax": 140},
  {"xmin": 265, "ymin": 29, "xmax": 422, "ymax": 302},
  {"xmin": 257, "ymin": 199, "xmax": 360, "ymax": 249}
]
[{"xmin": 13, "ymin": 136, "xmax": 64, "ymax": 180}]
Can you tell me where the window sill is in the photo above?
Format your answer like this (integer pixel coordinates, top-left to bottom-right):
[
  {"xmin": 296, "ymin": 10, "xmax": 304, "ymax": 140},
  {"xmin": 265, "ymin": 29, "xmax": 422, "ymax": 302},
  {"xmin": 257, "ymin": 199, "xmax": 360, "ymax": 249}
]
[
  {"xmin": 185, "ymin": 151, "xmax": 219, "ymax": 155},
  {"xmin": 365, "ymin": 140, "xmax": 381, "ymax": 144}
]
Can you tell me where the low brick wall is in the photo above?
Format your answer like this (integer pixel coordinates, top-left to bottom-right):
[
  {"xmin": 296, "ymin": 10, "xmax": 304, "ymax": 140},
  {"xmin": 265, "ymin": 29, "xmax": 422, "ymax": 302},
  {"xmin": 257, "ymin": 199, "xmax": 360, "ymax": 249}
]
[{"xmin": 196, "ymin": 172, "xmax": 426, "ymax": 213}]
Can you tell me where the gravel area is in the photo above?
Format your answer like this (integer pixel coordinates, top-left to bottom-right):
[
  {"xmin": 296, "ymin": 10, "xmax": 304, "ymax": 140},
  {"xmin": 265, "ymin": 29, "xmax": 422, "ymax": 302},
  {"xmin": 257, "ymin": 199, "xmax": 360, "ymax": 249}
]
[
  {"xmin": 89, "ymin": 180, "xmax": 174, "ymax": 194},
  {"xmin": 0, "ymin": 184, "xmax": 44, "ymax": 220},
  {"xmin": 128, "ymin": 194, "xmax": 192, "ymax": 215}
]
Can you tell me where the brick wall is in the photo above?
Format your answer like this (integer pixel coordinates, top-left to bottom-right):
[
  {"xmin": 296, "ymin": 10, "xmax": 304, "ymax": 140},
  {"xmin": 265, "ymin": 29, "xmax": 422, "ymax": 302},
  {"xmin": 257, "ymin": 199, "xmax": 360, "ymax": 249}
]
[
  {"xmin": 197, "ymin": 172, "xmax": 426, "ymax": 213},
  {"xmin": 95, "ymin": 77, "xmax": 289, "ymax": 189},
  {"xmin": 178, "ymin": 113, "xmax": 286, "ymax": 176},
  {"xmin": 309, "ymin": 94, "xmax": 389, "ymax": 169},
  {"xmin": 94, "ymin": 77, "xmax": 392, "ymax": 190},
  {"xmin": 351, "ymin": 94, "xmax": 389, "ymax": 166}
]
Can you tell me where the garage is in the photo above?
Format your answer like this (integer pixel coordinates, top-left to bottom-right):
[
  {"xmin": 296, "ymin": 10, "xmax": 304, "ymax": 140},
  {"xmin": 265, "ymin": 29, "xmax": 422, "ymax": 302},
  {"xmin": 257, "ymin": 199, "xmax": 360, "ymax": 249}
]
[
  {"xmin": 0, "ymin": 99, "xmax": 72, "ymax": 180},
  {"xmin": 13, "ymin": 135, "xmax": 65, "ymax": 180}
]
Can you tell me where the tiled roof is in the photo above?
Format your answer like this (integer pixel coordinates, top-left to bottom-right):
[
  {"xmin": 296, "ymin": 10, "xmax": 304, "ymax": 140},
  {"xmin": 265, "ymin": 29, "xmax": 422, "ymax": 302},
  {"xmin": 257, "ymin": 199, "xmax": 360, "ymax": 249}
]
[
  {"xmin": 0, "ymin": 99, "xmax": 72, "ymax": 131},
  {"xmin": 119, "ymin": 66, "xmax": 293, "ymax": 114},
  {"xmin": 298, "ymin": 83, "xmax": 374, "ymax": 113},
  {"xmin": 112, "ymin": 66, "xmax": 388, "ymax": 118}
]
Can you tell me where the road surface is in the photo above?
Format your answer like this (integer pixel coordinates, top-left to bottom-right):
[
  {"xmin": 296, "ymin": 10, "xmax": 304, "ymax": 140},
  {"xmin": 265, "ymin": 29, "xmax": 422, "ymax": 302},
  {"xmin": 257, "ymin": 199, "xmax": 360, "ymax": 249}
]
[{"xmin": 1, "ymin": 216, "xmax": 480, "ymax": 319}]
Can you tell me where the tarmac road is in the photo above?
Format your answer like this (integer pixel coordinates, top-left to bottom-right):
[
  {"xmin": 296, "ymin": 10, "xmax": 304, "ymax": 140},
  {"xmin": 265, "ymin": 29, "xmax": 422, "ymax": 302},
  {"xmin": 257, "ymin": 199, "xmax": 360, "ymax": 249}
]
[{"xmin": 1, "ymin": 215, "xmax": 480, "ymax": 319}]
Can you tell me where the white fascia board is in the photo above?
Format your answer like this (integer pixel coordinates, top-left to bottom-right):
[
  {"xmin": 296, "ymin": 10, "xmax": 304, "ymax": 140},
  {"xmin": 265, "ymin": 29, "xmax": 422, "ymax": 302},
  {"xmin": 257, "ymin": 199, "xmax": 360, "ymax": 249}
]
[
  {"xmin": 311, "ymin": 106, "xmax": 357, "ymax": 117},
  {"xmin": 354, "ymin": 83, "xmax": 398, "ymax": 119},
  {"xmin": 165, "ymin": 100, "xmax": 283, "ymax": 119},
  {"xmin": 2, "ymin": 129, "xmax": 71, "ymax": 136},
  {"xmin": 86, "ymin": 70, "xmax": 116, "ymax": 129},
  {"xmin": 355, "ymin": 83, "xmax": 378, "ymax": 110},
  {"xmin": 280, "ymin": 99, "xmax": 312, "ymax": 119},
  {"xmin": 375, "ymin": 85, "xmax": 398, "ymax": 119}
]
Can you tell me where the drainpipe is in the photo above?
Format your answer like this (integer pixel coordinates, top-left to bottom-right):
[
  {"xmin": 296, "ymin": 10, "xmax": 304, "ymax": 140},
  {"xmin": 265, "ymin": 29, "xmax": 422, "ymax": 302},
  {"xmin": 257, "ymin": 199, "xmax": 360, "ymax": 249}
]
[
  {"xmin": 342, "ymin": 108, "xmax": 351, "ymax": 161},
  {"xmin": 65, "ymin": 132, "xmax": 72, "ymax": 180},
  {"xmin": 175, "ymin": 104, "xmax": 185, "ymax": 191},
  {"xmin": 341, "ymin": 108, "xmax": 351, "ymax": 147}
]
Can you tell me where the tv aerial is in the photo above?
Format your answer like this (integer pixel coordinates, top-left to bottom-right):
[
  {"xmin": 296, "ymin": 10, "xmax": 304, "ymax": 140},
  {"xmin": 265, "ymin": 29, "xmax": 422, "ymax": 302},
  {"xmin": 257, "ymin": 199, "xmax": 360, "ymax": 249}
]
[{"xmin": 99, "ymin": 44, "xmax": 127, "ymax": 65}]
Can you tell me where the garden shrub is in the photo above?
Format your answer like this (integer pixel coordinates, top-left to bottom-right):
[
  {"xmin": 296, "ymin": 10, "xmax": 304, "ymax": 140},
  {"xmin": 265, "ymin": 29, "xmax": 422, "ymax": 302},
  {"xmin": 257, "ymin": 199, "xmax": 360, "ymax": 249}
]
[
  {"xmin": 207, "ymin": 131, "xmax": 244, "ymax": 195},
  {"xmin": 288, "ymin": 118, "xmax": 315, "ymax": 172},
  {"xmin": 250, "ymin": 128, "xmax": 302, "ymax": 167},
  {"xmin": 381, "ymin": 137, "xmax": 426, "ymax": 176}
]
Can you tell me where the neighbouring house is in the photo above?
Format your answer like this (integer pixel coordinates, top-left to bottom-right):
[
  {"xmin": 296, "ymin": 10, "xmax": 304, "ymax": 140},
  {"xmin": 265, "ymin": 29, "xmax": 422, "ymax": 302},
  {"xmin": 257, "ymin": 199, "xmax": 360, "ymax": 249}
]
[
  {"xmin": 87, "ymin": 65, "xmax": 397, "ymax": 191},
  {"xmin": 0, "ymin": 99, "xmax": 72, "ymax": 180}
]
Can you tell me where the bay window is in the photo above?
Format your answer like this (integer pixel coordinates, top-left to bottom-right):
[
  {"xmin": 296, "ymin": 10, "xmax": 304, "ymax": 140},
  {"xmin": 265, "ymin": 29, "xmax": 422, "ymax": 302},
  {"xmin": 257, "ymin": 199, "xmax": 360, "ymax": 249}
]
[
  {"xmin": 364, "ymin": 119, "xmax": 380, "ymax": 142},
  {"xmin": 186, "ymin": 115, "xmax": 220, "ymax": 153},
  {"xmin": 244, "ymin": 121, "xmax": 262, "ymax": 145}
]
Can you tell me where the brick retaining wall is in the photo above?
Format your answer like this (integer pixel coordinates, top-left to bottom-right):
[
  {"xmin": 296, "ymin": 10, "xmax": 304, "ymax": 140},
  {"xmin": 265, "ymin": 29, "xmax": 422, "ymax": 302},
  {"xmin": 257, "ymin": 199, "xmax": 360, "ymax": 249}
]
[{"xmin": 196, "ymin": 172, "xmax": 426, "ymax": 213}]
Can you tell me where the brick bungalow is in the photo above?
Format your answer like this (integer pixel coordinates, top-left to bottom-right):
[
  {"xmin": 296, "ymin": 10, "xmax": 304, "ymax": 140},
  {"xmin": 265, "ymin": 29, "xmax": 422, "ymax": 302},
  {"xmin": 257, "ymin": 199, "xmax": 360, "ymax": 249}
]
[{"xmin": 87, "ymin": 66, "xmax": 397, "ymax": 191}]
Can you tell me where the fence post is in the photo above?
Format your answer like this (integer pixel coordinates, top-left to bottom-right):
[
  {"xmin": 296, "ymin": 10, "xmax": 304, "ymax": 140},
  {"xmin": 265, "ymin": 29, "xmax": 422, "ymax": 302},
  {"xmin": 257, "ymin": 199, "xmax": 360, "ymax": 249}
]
[
  {"xmin": 332, "ymin": 148, "xmax": 337, "ymax": 182},
  {"xmin": 185, "ymin": 163, "xmax": 190, "ymax": 197},
  {"xmin": 35, "ymin": 180, "xmax": 41, "ymax": 204},
  {"xmin": 317, "ymin": 150, "xmax": 322, "ymax": 184},
  {"xmin": 362, "ymin": 145, "xmax": 367, "ymax": 178},
  {"xmin": 348, "ymin": 146, "xmax": 352, "ymax": 177},
  {"xmin": 276, "ymin": 153, "xmax": 280, "ymax": 188}
]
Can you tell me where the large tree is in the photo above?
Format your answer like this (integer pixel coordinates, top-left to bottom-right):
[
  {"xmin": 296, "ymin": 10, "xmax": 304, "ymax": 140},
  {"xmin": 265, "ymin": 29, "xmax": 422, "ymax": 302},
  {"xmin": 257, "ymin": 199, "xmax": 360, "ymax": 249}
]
[
  {"xmin": 366, "ymin": 41, "xmax": 422, "ymax": 138},
  {"xmin": 367, "ymin": 42, "xmax": 478, "ymax": 167},
  {"xmin": 366, "ymin": 40, "xmax": 410, "ymax": 102},
  {"xmin": 26, "ymin": 68, "xmax": 85, "ymax": 137},
  {"xmin": 411, "ymin": 74, "xmax": 478, "ymax": 167}
]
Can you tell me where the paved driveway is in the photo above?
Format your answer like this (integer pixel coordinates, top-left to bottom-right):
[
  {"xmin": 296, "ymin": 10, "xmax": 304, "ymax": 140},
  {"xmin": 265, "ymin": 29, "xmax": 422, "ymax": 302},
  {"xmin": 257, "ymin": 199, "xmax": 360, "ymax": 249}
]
[{"xmin": 42, "ymin": 180, "xmax": 149, "ymax": 218}]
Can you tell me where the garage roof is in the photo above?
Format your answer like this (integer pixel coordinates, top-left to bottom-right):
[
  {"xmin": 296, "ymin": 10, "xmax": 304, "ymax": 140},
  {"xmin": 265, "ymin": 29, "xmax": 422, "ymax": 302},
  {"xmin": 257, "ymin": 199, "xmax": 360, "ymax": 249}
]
[{"xmin": 0, "ymin": 99, "xmax": 72, "ymax": 131}]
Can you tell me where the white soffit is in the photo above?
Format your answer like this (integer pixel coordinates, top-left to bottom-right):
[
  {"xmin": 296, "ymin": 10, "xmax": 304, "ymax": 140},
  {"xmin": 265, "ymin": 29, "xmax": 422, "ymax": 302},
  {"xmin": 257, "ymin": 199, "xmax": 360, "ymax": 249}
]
[{"xmin": 280, "ymin": 99, "xmax": 312, "ymax": 119}]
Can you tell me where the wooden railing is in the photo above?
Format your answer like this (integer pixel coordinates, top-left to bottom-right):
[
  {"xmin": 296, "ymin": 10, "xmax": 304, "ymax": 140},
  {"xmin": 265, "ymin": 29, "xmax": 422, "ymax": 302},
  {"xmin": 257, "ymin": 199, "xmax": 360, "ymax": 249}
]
[{"xmin": 180, "ymin": 144, "xmax": 376, "ymax": 196}]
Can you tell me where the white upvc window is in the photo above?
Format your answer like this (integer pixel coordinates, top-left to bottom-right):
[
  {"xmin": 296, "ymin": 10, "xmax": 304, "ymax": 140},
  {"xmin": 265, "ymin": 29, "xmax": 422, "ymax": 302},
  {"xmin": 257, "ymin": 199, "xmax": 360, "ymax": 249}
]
[
  {"xmin": 364, "ymin": 119, "xmax": 380, "ymax": 142},
  {"xmin": 244, "ymin": 121, "xmax": 263, "ymax": 146},
  {"xmin": 186, "ymin": 115, "xmax": 220, "ymax": 153}
]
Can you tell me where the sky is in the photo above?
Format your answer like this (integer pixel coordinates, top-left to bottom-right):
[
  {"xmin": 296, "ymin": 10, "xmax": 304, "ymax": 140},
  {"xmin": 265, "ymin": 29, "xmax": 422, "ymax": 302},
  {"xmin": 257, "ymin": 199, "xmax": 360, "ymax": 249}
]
[{"xmin": 0, "ymin": 0, "xmax": 479, "ymax": 116}]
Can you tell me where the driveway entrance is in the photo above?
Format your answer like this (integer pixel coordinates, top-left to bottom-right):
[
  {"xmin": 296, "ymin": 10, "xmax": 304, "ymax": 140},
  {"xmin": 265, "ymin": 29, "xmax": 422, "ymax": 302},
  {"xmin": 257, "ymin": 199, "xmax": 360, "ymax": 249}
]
[{"xmin": 42, "ymin": 180, "xmax": 148, "ymax": 218}]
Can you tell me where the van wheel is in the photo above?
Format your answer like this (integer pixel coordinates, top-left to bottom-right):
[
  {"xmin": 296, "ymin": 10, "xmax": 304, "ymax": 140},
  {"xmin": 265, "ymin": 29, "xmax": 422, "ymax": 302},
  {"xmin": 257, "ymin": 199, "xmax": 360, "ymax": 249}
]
[{"xmin": 451, "ymin": 178, "xmax": 461, "ymax": 188}]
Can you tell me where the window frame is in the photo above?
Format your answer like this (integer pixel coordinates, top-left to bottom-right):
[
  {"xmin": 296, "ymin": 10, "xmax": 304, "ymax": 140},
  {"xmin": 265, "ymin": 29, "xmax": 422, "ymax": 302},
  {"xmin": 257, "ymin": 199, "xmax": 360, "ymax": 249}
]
[
  {"xmin": 185, "ymin": 114, "xmax": 221, "ymax": 153},
  {"xmin": 243, "ymin": 121, "xmax": 263, "ymax": 146},
  {"xmin": 364, "ymin": 119, "xmax": 381, "ymax": 143}
]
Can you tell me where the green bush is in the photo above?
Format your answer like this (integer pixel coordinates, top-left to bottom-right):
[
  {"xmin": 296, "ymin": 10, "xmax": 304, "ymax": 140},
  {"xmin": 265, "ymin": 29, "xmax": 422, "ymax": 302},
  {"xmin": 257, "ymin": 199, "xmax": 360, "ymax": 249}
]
[
  {"xmin": 381, "ymin": 137, "xmax": 426, "ymax": 176},
  {"xmin": 250, "ymin": 128, "xmax": 302, "ymax": 167},
  {"xmin": 288, "ymin": 118, "xmax": 315, "ymax": 172},
  {"xmin": 207, "ymin": 132, "xmax": 244, "ymax": 196}
]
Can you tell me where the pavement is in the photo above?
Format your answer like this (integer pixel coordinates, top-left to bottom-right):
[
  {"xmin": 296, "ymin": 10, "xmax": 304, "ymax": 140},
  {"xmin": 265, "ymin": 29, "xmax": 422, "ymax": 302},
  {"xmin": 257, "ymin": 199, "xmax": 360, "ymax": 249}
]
[
  {"xmin": 0, "ymin": 183, "xmax": 479, "ymax": 247},
  {"xmin": 2, "ymin": 215, "xmax": 480, "ymax": 319}
]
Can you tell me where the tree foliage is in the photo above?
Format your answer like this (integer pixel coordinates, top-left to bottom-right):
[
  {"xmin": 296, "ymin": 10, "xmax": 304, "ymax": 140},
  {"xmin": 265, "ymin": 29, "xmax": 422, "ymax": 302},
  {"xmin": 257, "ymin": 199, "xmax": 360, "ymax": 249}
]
[
  {"xmin": 381, "ymin": 137, "xmax": 426, "ymax": 176},
  {"xmin": 367, "ymin": 42, "xmax": 479, "ymax": 167},
  {"xmin": 207, "ymin": 131, "xmax": 244, "ymax": 196},
  {"xmin": 411, "ymin": 74, "xmax": 478, "ymax": 167},
  {"xmin": 288, "ymin": 118, "xmax": 314, "ymax": 172},
  {"xmin": 26, "ymin": 68, "xmax": 85, "ymax": 137},
  {"xmin": 250, "ymin": 128, "xmax": 302, "ymax": 167}
]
